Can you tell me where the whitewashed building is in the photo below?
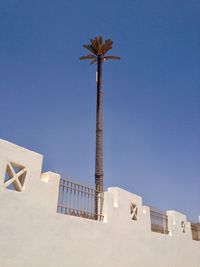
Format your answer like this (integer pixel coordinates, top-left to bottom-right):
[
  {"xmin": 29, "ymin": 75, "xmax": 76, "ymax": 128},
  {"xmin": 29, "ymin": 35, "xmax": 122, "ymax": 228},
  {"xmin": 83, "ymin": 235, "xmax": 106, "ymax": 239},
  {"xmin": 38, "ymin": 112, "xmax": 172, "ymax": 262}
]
[{"xmin": 0, "ymin": 139, "xmax": 199, "ymax": 267}]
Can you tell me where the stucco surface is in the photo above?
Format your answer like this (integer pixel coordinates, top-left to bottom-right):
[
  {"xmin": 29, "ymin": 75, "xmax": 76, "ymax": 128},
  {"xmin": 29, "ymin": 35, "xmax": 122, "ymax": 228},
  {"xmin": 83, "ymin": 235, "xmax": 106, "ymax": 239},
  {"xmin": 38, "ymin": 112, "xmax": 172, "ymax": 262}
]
[{"xmin": 0, "ymin": 139, "xmax": 199, "ymax": 267}]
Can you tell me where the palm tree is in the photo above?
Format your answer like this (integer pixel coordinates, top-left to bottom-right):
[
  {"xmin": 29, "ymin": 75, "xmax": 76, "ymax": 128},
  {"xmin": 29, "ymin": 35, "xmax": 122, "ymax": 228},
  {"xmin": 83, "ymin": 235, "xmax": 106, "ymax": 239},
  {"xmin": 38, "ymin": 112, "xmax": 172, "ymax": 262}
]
[{"xmin": 80, "ymin": 36, "xmax": 120, "ymax": 217}]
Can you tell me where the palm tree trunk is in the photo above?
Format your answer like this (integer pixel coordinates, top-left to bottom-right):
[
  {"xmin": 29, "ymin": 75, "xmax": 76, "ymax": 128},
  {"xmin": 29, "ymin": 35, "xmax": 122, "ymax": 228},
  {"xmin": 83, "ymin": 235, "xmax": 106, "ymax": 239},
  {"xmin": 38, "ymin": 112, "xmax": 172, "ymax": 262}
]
[{"xmin": 95, "ymin": 57, "xmax": 103, "ymax": 218}]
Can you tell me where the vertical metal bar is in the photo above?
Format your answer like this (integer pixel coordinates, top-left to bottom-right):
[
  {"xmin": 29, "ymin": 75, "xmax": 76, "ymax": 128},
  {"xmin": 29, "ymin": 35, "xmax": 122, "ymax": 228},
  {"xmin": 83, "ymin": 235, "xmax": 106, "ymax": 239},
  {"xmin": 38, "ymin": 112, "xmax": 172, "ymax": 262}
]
[
  {"xmin": 92, "ymin": 189, "xmax": 94, "ymax": 216},
  {"xmin": 80, "ymin": 186, "xmax": 83, "ymax": 215},
  {"xmin": 100, "ymin": 192, "xmax": 103, "ymax": 221},
  {"xmin": 87, "ymin": 187, "xmax": 89, "ymax": 216},
  {"xmin": 74, "ymin": 184, "xmax": 76, "ymax": 214},
  {"xmin": 84, "ymin": 186, "xmax": 86, "ymax": 214},
  {"xmin": 77, "ymin": 185, "xmax": 79, "ymax": 215},
  {"xmin": 91, "ymin": 189, "xmax": 93, "ymax": 217},
  {"xmin": 69, "ymin": 181, "xmax": 72, "ymax": 214},
  {"xmin": 62, "ymin": 179, "xmax": 65, "ymax": 214},
  {"xmin": 76, "ymin": 184, "xmax": 78, "ymax": 214},
  {"xmin": 65, "ymin": 180, "xmax": 67, "ymax": 213}
]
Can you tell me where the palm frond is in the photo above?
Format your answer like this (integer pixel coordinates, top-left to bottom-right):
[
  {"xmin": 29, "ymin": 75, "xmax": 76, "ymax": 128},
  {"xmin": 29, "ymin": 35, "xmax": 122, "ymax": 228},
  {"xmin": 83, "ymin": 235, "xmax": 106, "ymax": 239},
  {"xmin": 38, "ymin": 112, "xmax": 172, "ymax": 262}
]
[
  {"xmin": 98, "ymin": 36, "xmax": 103, "ymax": 49},
  {"xmin": 103, "ymin": 56, "xmax": 120, "ymax": 61},
  {"xmin": 83, "ymin": 44, "xmax": 97, "ymax": 55},
  {"xmin": 80, "ymin": 54, "xmax": 96, "ymax": 60},
  {"xmin": 90, "ymin": 39, "xmax": 98, "ymax": 51},
  {"xmin": 95, "ymin": 36, "xmax": 103, "ymax": 55},
  {"xmin": 98, "ymin": 36, "xmax": 103, "ymax": 45},
  {"xmin": 102, "ymin": 39, "xmax": 113, "ymax": 54},
  {"xmin": 90, "ymin": 59, "xmax": 98, "ymax": 64}
]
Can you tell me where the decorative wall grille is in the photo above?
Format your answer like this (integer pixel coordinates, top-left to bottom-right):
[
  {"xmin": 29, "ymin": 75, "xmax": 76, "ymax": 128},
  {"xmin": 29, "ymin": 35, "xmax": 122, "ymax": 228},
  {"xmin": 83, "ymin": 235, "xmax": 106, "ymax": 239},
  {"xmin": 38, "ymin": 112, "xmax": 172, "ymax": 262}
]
[
  {"xmin": 4, "ymin": 162, "xmax": 27, "ymax": 192},
  {"xmin": 130, "ymin": 203, "xmax": 138, "ymax": 220}
]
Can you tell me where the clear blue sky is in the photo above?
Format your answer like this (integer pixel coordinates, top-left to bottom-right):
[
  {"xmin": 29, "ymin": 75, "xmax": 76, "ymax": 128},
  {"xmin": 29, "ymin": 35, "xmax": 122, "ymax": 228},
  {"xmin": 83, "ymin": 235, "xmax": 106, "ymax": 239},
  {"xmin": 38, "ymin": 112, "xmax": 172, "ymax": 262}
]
[{"xmin": 0, "ymin": 0, "xmax": 199, "ymax": 221}]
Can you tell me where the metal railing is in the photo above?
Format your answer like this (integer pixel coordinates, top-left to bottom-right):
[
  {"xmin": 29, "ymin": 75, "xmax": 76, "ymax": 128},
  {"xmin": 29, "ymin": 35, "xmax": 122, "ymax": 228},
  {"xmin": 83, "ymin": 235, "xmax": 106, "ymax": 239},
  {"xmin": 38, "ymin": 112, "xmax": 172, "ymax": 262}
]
[
  {"xmin": 150, "ymin": 208, "xmax": 169, "ymax": 234},
  {"xmin": 191, "ymin": 223, "xmax": 200, "ymax": 241},
  {"xmin": 57, "ymin": 178, "xmax": 104, "ymax": 221}
]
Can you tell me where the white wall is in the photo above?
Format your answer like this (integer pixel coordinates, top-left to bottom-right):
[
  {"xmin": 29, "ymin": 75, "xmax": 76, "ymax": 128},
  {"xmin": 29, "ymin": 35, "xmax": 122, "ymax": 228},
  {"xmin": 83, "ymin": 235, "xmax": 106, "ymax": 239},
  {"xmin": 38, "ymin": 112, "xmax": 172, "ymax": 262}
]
[{"xmin": 0, "ymin": 139, "xmax": 199, "ymax": 267}]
